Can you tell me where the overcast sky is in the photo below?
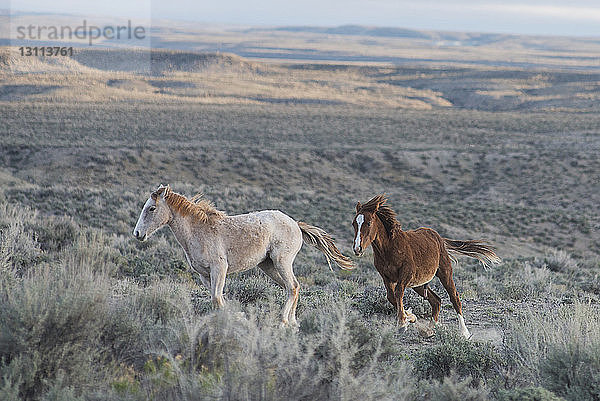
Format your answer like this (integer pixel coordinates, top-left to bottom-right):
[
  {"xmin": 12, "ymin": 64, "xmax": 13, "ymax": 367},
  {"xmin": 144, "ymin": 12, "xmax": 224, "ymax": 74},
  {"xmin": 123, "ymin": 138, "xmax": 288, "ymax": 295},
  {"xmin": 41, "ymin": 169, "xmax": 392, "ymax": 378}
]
[{"xmin": 7, "ymin": 0, "xmax": 600, "ymax": 36}]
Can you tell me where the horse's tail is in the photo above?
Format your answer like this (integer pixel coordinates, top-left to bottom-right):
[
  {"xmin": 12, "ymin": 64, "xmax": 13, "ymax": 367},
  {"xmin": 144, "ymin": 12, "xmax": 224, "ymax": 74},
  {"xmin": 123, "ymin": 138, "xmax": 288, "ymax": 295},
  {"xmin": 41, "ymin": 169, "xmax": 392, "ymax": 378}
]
[
  {"xmin": 297, "ymin": 222, "xmax": 355, "ymax": 271},
  {"xmin": 443, "ymin": 238, "xmax": 501, "ymax": 267}
]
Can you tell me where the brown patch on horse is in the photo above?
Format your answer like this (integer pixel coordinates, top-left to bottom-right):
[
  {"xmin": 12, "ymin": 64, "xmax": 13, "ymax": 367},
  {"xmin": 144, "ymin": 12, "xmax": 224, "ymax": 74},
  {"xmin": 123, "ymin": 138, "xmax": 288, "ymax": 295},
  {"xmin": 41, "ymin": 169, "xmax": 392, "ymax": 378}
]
[{"xmin": 153, "ymin": 185, "xmax": 226, "ymax": 224}]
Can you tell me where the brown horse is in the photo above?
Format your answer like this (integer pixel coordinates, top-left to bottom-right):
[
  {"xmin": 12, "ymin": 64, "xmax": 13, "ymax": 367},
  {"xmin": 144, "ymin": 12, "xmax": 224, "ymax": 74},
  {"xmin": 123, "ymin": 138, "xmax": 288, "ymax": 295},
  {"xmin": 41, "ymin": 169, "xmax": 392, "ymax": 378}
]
[{"xmin": 352, "ymin": 195, "xmax": 500, "ymax": 338}]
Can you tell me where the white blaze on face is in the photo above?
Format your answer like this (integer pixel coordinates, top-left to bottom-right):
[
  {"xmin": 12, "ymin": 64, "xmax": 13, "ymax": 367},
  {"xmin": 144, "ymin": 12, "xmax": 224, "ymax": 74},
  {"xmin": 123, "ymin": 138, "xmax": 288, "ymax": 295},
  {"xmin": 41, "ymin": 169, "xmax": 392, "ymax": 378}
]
[
  {"xmin": 133, "ymin": 198, "xmax": 152, "ymax": 237},
  {"xmin": 354, "ymin": 214, "xmax": 364, "ymax": 252}
]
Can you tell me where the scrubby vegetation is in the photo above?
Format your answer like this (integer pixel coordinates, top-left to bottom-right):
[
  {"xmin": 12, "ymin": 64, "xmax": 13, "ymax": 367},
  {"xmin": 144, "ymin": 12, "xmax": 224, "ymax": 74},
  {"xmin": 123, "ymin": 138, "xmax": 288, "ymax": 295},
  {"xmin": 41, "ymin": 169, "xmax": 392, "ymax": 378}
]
[{"xmin": 0, "ymin": 199, "xmax": 592, "ymax": 401}]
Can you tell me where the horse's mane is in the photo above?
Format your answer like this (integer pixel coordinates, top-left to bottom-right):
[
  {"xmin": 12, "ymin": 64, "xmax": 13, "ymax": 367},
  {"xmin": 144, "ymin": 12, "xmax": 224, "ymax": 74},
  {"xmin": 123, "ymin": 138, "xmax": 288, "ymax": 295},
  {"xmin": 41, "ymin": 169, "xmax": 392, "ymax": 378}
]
[
  {"xmin": 358, "ymin": 194, "xmax": 401, "ymax": 237},
  {"xmin": 152, "ymin": 186, "xmax": 226, "ymax": 224}
]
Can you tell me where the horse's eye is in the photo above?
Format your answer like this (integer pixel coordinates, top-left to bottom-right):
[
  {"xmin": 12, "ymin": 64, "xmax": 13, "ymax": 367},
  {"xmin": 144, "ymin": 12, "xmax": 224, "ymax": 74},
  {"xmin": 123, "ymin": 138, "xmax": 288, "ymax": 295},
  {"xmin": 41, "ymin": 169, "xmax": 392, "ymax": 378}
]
[{"xmin": 148, "ymin": 206, "xmax": 156, "ymax": 212}]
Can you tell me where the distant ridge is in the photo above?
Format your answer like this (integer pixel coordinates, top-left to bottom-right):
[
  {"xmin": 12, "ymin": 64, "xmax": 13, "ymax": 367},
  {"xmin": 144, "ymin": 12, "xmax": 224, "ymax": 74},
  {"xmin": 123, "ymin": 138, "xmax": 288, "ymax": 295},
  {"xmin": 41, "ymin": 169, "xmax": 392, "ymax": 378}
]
[
  {"xmin": 270, "ymin": 25, "xmax": 431, "ymax": 40},
  {"xmin": 245, "ymin": 25, "xmax": 513, "ymax": 45},
  {"xmin": 149, "ymin": 51, "xmax": 261, "ymax": 74},
  {"xmin": 1, "ymin": 47, "xmax": 263, "ymax": 75}
]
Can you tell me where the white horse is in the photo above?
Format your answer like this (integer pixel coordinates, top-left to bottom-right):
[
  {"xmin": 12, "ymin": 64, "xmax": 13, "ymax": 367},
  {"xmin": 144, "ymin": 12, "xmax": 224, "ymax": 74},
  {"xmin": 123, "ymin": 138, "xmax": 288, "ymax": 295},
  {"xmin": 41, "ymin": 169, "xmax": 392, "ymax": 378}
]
[{"xmin": 133, "ymin": 185, "xmax": 353, "ymax": 326}]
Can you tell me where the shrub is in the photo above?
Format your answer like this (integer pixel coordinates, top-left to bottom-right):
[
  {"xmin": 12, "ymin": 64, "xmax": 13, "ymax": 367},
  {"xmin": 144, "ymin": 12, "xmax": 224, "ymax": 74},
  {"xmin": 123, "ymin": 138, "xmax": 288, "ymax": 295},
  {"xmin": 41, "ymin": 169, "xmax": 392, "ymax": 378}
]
[
  {"xmin": 226, "ymin": 273, "xmax": 278, "ymax": 305},
  {"xmin": 542, "ymin": 249, "xmax": 577, "ymax": 273},
  {"xmin": 352, "ymin": 285, "xmax": 395, "ymax": 317},
  {"xmin": 502, "ymin": 261, "xmax": 552, "ymax": 300},
  {"xmin": 29, "ymin": 216, "xmax": 78, "ymax": 253},
  {"xmin": 417, "ymin": 373, "xmax": 490, "ymax": 401},
  {"xmin": 496, "ymin": 386, "xmax": 564, "ymax": 401},
  {"xmin": 102, "ymin": 287, "xmax": 178, "ymax": 370},
  {"xmin": 0, "ymin": 263, "xmax": 110, "ymax": 399},
  {"xmin": 0, "ymin": 203, "xmax": 43, "ymax": 274},
  {"xmin": 64, "ymin": 230, "xmax": 124, "ymax": 276},
  {"xmin": 117, "ymin": 235, "xmax": 189, "ymax": 284},
  {"xmin": 135, "ymin": 304, "xmax": 415, "ymax": 401},
  {"xmin": 0, "ymin": 358, "xmax": 23, "ymax": 401},
  {"xmin": 413, "ymin": 328, "xmax": 501, "ymax": 385},
  {"xmin": 541, "ymin": 344, "xmax": 600, "ymax": 400},
  {"xmin": 504, "ymin": 302, "xmax": 600, "ymax": 400},
  {"xmin": 41, "ymin": 373, "xmax": 86, "ymax": 401}
]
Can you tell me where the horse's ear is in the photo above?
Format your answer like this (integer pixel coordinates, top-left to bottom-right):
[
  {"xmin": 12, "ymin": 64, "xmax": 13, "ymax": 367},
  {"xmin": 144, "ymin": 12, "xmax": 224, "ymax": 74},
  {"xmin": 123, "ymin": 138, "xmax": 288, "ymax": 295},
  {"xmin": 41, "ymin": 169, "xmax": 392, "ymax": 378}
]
[
  {"xmin": 151, "ymin": 184, "xmax": 169, "ymax": 201},
  {"xmin": 151, "ymin": 186, "xmax": 160, "ymax": 200},
  {"xmin": 356, "ymin": 202, "xmax": 362, "ymax": 213}
]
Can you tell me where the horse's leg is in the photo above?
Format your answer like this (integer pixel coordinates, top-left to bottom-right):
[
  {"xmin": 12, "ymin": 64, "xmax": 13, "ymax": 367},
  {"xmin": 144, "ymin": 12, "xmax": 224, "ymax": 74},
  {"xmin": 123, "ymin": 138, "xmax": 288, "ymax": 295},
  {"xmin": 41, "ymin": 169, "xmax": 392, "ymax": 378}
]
[
  {"xmin": 383, "ymin": 278, "xmax": 396, "ymax": 309},
  {"xmin": 271, "ymin": 254, "xmax": 300, "ymax": 327},
  {"xmin": 288, "ymin": 275, "xmax": 301, "ymax": 326},
  {"xmin": 383, "ymin": 279, "xmax": 417, "ymax": 323},
  {"xmin": 259, "ymin": 256, "xmax": 301, "ymax": 323},
  {"xmin": 210, "ymin": 261, "xmax": 228, "ymax": 308},
  {"xmin": 436, "ymin": 258, "xmax": 471, "ymax": 338},
  {"xmin": 387, "ymin": 279, "xmax": 416, "ymax": 325},
  {"xmin": 413, "ymin": 284, "xmax": 441, "ymax": 337},
  {"xmin": 393, "ymin": 281, "xmax": 412, "ymax": 330},
  {"xmin": 413, "ymin": 284, "xmax": 442, "ymax": 323},
  {"xmin": 258, "ymin": 258, "xmax": 286, "ymax": 289},
  {"xmin": 196, "ymin": 273, "xmax": 211, "ymax": 290}
]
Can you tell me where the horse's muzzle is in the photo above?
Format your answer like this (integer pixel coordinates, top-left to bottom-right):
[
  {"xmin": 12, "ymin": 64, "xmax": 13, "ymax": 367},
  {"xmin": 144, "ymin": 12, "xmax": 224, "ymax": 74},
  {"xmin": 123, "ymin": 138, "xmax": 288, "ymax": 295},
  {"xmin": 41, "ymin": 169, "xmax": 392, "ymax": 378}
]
[
  {"xmin": 354, "ymin": 247, "xmax": 363, "ymax": 257},
  {"xmin": 133, "ymin": 230, "xmax": 147, "ymax": 241}
]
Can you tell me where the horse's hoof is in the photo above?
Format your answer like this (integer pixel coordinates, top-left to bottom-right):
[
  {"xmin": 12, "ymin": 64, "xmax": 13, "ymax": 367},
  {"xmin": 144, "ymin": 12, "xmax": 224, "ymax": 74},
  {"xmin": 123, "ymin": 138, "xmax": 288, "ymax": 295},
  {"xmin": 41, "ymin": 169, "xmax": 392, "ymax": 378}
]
[
  {"xmin": 415, "ymin": 321, "xmax": 435, "ymax": 338},
  {"xmin": 231, "ymin": 311, "xmax": 245, "ymax": 320},
  {"xmin": 404, "ymin": 308, "xmax": 417, "ymax": 323},
  {"xmin": 397, "ymin": 321, "xmax": 410, "ymax": 333},
  {"xmin": 280, "ymin": 320, "xmax": 299, "ymax": 330},
  {"xmin": 286, "ymin": 318, "xmax": 300, "ymax": 330},
  {"xmin": 418, "ymin": 327, "xmax": 435, "ymax": 338}
]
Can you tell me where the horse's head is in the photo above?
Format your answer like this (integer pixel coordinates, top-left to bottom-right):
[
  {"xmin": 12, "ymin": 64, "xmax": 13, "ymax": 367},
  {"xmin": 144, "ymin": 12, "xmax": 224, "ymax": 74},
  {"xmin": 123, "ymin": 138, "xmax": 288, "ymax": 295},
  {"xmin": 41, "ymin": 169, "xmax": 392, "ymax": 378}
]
[
  {"xmin": 352, "ymin": 194, "xmax": 390, "ymax": 256},
  {"xmin": 352, "ymin": 201, "xmax": 378, "ymax": 256},
  {"xmin": 133, "ymin": 184, "xmax": 173, "ymax": 241}
]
